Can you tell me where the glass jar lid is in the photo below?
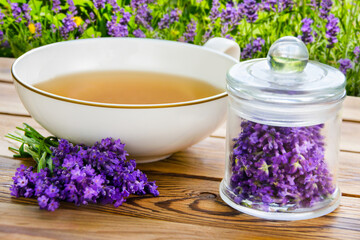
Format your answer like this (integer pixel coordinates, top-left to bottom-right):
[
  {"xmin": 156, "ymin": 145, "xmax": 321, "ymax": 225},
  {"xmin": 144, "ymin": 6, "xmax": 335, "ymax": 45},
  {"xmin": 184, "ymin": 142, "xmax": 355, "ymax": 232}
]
[{"xmin": 227, "ymin": 36, "xmax": 346, "ymax": 105}]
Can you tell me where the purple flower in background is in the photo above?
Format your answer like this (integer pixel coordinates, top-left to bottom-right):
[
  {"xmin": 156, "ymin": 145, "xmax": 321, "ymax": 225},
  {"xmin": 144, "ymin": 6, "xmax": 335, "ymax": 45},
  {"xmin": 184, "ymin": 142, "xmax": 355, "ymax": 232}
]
[
  {"xmin": 22, "ymin": 4, "xmax": 31, "ymax": 24},
  {"xmin": 320, "ymin": 0, "xmax": 333, "ymax": 19},
  {"xmin": 67, "ymin": 0, "xmax": 77, "ymax": 14},
  {"xmin": 221, "ymin": 3, "xmax": 242, "ymax": 28},
  {"xmin": 59, "ymin": 14, "xmax": 77, "ymax": 39},
  {"xmin": 262, "ymin": 0, "xmax": 294, "ymax": 12},
  {"xmin": 134, "ymin": 3, "xmax": 153, "ymax": 30},
  {"xmin": 309, "ymin": 0, "xmax": 320, "ymax": 10},
  {"xmin": 202, "ymin": 29, "xmax": 213, "ymax": 44},
  {"xmin": 11, "ymin": 3, "xmax": 22, "ymax": 23},
  {"xmin": 133, "ymin": 29, "xmax": 146, "ymax": 38},
  {"xmin": 50, "ymin": 24, "xmax": 57, "ymax": 33},
  {"xmin": 338, "ymin": 59, "xmax": 353, "ymax": 75},
  {"xmin": 0, "ymin": 30, "xmax": 3, "ymax": 42},
  {"xmin": 299, "ymin": 18, "xmax": 314, "ymax": 44},
  {"xmin": 325, "ymin": 14, "xmax": 339, "ymax": 48},
  {"xmin": 158, "ymin": 14, "xmax": 169, "ymax": 30},
  {"xmin": 179, "ymin": 20, "xmax": 197, "ymax": 43},
  {"xmin": 241, "ymin": 37, "xmax": 265, "ymax": 60},
  {"xmin": 230, "ymin": 120, "xmax": 335, "ymax": 210},
  {"xmin": 209, "ymin": 0, "xmax": 220, "ymax": 22},
  {"xmin": 170, "ymin": 8, "xmax": 181, "ymax": 23},
  {"xmin": 107, "ymin": 15, "xmax": 128, "ymax": 37},
  {"xmin": 158, "ymin": 9, "xmax": 180, "ymax": 30},
  {"xmin": 119, "ymin": 9, "xmax": 131, "ymax": 25},
  {"xmin": 354, "ymin": 46, "xmax": 360, "ymax": 63},
  {"xmin": 52, "ymin": 0, "xmax": 61, "ymax": 13},
  {"xmin": 108, "ymin": 0, "xmax": 121, "ymax": 12},
  {"xmin": 93, "ymin": 0, "xmax": 106, "ymax": 9},
  {"xmin": 242, "ymin": 0, "xmax": 259, "ymax": 23},
  {"xmin": 34, "ymin": 22, "xmax": 42, "ymax": 38},
  {"xmin": 0, "ymin": 10, "xmax": 4, "ymax": 24}
]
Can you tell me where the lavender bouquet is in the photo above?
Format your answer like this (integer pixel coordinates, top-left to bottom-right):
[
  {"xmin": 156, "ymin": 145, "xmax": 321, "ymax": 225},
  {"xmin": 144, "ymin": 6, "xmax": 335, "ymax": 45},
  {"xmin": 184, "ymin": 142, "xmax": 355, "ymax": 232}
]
[
  {"xmin": 230, "ymin": 120, "xmax": 335, "ymax": 211},
  {"xmin": 7, "ymin": 123, "xmax": 159, "ymax": 211}
]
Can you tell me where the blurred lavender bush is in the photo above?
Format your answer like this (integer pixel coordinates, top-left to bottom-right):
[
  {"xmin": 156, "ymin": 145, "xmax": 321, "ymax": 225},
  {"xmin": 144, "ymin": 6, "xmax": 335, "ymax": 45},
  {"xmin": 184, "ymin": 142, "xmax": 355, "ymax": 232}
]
[{"xmin": 0, "ymin": 0, "xmax": 359, "ymax": 95}]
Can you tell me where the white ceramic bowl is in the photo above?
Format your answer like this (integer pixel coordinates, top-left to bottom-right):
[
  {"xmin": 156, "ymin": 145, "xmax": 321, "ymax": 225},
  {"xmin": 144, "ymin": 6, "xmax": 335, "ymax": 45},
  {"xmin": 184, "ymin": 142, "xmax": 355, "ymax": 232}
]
[{"xmin": 12, "ymin": 37, "xmax": 239, "ymax": 162}]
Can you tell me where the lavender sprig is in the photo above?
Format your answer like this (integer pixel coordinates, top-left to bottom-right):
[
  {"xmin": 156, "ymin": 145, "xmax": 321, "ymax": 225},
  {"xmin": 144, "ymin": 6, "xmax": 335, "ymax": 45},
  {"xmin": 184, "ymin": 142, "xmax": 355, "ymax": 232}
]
[{"xmin": 6, "ymin": 123, "xmax": 58, "ymax": 173}]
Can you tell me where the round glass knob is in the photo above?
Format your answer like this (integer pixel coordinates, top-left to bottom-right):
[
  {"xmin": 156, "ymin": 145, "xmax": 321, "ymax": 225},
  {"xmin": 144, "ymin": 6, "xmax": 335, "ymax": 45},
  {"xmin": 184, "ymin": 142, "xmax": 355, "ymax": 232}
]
[{"xmin": 267, "ymin": 36, "xmax": 309, "ymax": 74}]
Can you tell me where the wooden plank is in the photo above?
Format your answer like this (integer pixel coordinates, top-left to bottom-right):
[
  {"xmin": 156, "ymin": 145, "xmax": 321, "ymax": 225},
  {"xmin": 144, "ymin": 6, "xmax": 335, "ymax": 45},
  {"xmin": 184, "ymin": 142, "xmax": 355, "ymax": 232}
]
[
  {"xmin": 0, "ymin": 58, "xmax": 14, "ymax": 83},
  {"xmin": 343, "ymin": 96, "xmax": 360, "ymax": 122},
  {"xmin": 0, "ymin": 156, "xmax": 360, "ymax": 239},
  {"xmin": 0, "ymin": 83, "xmax": 29, "ymax": 116},
  {"xmin": 0, "ymin": 203, "xmax": 275, "ymax": 240}
]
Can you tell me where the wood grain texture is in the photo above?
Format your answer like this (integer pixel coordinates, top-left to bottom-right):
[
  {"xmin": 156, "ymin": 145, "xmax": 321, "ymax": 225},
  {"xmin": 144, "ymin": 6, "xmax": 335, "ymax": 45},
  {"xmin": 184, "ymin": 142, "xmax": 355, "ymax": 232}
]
[
  {"xmin": 0, "ymin": 58, "xmax": 14, "ymax": 83},
  {"xmin": 0, "ymin": 82, "xmax": 29, "ymax": 116},
  {"xmin": 1, "ymin": 156, "xmax": 360, "ymax": 240},
  {"xmin": 342, "ymin": 96, "xmax": 360, "ymax": 123}
]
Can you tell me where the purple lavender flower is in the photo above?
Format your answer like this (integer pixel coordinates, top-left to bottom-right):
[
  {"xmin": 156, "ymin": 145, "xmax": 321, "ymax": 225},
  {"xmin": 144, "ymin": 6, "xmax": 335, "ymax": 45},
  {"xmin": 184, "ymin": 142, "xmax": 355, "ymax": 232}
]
[
  {"xmin": 230, "ymin": 120, "xmax": 335, "ymax": 210},
  {"xmin": 309, "ymin": 0, "xmax": 320, "ymax": 10},
  {"xmin": 108, "ymin": 0, "xmax": 121, "ymax": 12},
  {"xmin": 262, "ymin": 0, "xmax": 294, "ymax": 12},
  {"xmin": 325, "ymin": 14, "xmax": 339, "ymax": 48},
  {"xmin": 133, "ymin": 29, "xmax": 146, "ymax": 38},
  {"xmin": 354, "ymin": 46, "xmax": 360, "ymax": 63},
  {"xmin": 0, "ymin": 30, "xmax": 3, "ymax": 42},
  {"xmin": 59, "ymin": 14, "xmax": 78, "ymax": 39},
  {"xmin": 242, "ymin": 0, "xmax": 259, "ymax": 23},
  {"xmin": 338, "ymin": 59, "xmax": 353, "ymax": 75},
  {"xmin": 298, "ymin": 18, "xmax": 314, "ymax": 44},
  {"xmin": 136, "ymin": 4, "xmax": 153, "ymax": 30},
  {"xmin": 47, "ymin": 200, "xmax": 60, "ymax": 211},
  {"xmin": 52, "ymin": 0, "xmax": 61, "ymax": 13},
  {"xmin": 93, "ymin": 0, "xmax": 106, "ymax": 9},
  {"xmin": 320, "ymin": 0, "xmax": 333, "ymax": 19},
  {"xmin": 158, "ymin": 14, "xmax": 169, "ymax": 30},
  {"xmin": 158, "ymin": 8, "xmax": 180, "ymax": 30},
  {"xmin": 201, "ymin": 29, "xmax": 213, "ymax": 44},
  {"xmin": 209, "ymin": 0, "xmax": 220, "ymax": 23},
  {"xmin": 107, "ymin": 15, "xmax": 129, "ymax": 37},
  {"xmin": 11, "ymin": 3, "xmax": 22, "ymax": 23},
  {"xmin": 241, "ymin": 37, "xmax": 265, "ymax": 60},
  {"xmin": 21, "ymin": 4, "xmax": 31, "ymax": 24},
  {"xmin": 38, "ymin": 195, "xmax": 49, "ymax": 209},
  {"xmin": 34, "ymin": 22, "xmax": 42, "ymax": 38},
  {"xmin": 10, "ymin": 137, "xmax": 158, "ymax": 211},
  {"xmin": 0, "ymin": 10, "xmax": 4, "ymax": 25},
  {"xmin": 67, "ymin": 0, "xmax": 77, "ymax": 14},
  {"xmin": 179, "ymin": 20, "xmax": 197, "ymax": 43},
  {"xmin": 170, "ymin": 8, "xmax": 181, "ymax": 23},
  {"xmin": 220, "ymin": 3, "xmax": 242, "ymax": 29}
]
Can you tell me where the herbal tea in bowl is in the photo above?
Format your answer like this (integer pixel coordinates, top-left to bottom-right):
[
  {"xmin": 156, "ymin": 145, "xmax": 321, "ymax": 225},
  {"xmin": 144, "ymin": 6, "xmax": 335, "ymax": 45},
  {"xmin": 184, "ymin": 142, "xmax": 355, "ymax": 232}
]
[{"xmin": 11, "ymin": 37, "xmax": 240, "ymax": 162}]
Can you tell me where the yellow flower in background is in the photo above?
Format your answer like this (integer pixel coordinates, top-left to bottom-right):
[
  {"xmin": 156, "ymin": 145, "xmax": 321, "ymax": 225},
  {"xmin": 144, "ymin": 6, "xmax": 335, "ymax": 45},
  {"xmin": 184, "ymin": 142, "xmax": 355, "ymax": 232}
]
[
  {"xmin": 28, "ymin": 23, "xmax": 36, "ymax": 34},
  {"xmin": 72, "ymin": 16, "xmax": 83, "ymax": 27}
]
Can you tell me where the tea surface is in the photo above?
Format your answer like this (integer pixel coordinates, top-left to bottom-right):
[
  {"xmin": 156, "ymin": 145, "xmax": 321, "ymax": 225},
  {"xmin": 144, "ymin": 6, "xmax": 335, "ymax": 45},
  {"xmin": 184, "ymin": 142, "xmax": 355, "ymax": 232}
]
[{"xmin": 34, "ymin": 71, "xmax": 223, "ymax": 104}]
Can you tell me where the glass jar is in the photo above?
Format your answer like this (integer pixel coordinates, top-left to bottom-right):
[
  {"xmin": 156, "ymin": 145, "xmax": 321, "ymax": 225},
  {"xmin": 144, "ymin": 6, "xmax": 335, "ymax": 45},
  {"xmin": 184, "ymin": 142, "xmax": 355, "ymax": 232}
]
[{"xmin": 220, "ymin": 36, "xmax": 346, "ymax": 220}]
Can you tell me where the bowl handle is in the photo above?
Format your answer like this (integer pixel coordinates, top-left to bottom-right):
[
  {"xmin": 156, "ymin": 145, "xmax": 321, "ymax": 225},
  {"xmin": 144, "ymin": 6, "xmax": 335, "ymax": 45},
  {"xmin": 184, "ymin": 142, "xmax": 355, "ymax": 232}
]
[{"xmin": 203, "ymin": 37, "xmax": 240, "ymax": 61}]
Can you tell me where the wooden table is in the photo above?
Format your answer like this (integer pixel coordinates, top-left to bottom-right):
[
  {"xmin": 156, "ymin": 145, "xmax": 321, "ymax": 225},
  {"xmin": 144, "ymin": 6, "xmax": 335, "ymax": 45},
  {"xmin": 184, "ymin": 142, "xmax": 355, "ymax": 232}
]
[{"xmin": 0, "ymin": 57, "xmax": 359, "ymax": 239}]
